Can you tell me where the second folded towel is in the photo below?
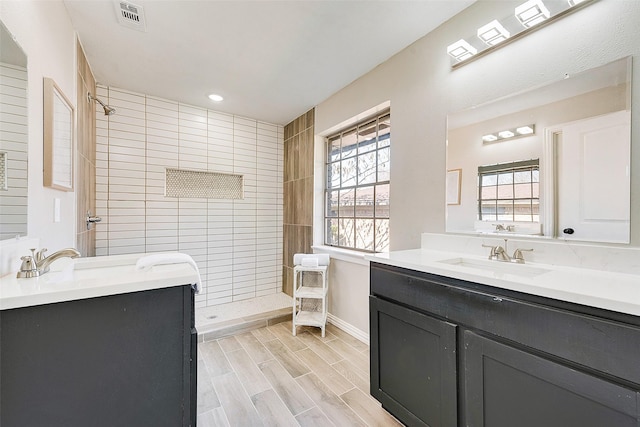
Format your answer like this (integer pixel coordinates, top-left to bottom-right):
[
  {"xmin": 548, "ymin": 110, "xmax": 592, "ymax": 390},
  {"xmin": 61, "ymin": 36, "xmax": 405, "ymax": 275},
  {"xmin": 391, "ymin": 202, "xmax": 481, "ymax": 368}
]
[
  {"xmin": 135, "ymin": 252, "xmax": 202, "ymax": 293},
  {"xmin": 293, "ymin": 253, "xmax": 330, "ymax": 267}
]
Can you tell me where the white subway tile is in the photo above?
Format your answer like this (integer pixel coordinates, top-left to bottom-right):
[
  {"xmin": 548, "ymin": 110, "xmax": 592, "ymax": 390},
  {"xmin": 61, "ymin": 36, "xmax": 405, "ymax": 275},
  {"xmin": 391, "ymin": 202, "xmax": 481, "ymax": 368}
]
[
  {"xmin": 208, "ymin": 296, "xmax": 232, "ymax": 305},
  {"xmin": 99, "ymin": 87, "xmax": 284, "ymax": 309},
  {"xmin": 109, "ymin": 88, "xmax": 146, "ymax": 104},
  {"xmin": 146, "ymin": 96, "xmax": 179, "ymax": 112},
  {"xmin": 208, "ymin": 110, "xmax": 233, "ymax": 123},
  {"xmin": 109, "ymin": 245, "xmax": 146, "ymax": 255}
]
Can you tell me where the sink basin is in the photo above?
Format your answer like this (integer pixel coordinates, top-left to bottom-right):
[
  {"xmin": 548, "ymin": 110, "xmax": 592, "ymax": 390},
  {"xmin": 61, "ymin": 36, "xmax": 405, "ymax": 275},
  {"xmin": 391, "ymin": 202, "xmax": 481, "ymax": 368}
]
[{"xmin": 438, "ymin": 257, "xmax": 550, "ymax": 278}]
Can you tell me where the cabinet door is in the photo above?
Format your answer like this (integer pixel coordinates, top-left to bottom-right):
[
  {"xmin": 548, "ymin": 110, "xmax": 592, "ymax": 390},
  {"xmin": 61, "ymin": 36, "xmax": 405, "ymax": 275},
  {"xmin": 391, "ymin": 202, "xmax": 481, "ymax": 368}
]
[
  {"xmin": 0, "ymin": 286, "xmax": 193, "ymax": 427},
  {"xmin": 370, "ymin": 296, "xmax": 457, "ymax": 427},
  {"xmin": 462, "ymin": 330, "xmax": 640, "ymax": 427}
]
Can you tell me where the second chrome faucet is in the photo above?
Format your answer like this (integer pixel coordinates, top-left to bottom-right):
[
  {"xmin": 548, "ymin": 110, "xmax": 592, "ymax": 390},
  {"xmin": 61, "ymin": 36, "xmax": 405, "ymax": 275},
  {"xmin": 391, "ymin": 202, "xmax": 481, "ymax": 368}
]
[
  {"xmin": 482, "ymin": 239, "xmax": 533, "ymax": 264},
  {"xmin": 17, "ymin": 248, "xmax": 81, "ymax": 278}
]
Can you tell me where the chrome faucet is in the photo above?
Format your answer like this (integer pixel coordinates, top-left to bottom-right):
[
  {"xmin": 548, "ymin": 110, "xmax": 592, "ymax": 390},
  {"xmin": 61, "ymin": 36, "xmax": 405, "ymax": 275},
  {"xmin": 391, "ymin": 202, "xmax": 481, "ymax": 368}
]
[
  {"xmin": 482, "ymin": 240, "xmax": 535, "ymax": 264},
  {"xmin": 482, "ymin": 239, "xmax": 512, "ymax": 262},
  {"xmin": 17, "ymin": 248, "xmax": 81, "ymax": 278},
  {"xmin": 512, "ymin": 248, "xmax": 534, "ymax": 264}
]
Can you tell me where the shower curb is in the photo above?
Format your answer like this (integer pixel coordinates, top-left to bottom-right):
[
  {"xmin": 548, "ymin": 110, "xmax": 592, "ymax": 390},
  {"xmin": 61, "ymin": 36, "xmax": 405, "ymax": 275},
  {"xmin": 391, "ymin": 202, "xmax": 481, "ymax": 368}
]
[{"xmin": 197, "ymin": 307, "xmax": 292, "ymax": 342}]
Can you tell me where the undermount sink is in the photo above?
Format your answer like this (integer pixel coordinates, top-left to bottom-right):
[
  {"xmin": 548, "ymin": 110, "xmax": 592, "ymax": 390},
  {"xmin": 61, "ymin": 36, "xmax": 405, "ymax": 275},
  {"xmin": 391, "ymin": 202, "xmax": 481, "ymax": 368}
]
[{"xmin": 438, "ymin": 257, "xmax": 551, "ymax": 278}]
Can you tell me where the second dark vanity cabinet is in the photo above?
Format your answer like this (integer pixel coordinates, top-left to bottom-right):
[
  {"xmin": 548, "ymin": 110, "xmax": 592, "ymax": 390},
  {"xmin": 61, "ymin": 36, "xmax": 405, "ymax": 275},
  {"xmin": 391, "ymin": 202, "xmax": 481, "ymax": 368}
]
[
  {"xmin": 462, "ymin": 331, "xmax": 638, "ymax": 427},
  {"xmin": 370, "ymin": 262, "xmax": 640, "ymax": 427},
  {"xmin": 370, "ymin": 296, "xmax": 457, "ymax": 427}
]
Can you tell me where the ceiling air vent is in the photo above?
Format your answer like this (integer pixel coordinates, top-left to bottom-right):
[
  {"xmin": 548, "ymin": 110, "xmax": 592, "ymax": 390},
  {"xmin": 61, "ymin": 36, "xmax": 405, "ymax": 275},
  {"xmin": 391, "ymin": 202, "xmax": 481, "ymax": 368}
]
[{"xmin": 115, "ymin": 1, "xmax": 147, "ymax": 32}]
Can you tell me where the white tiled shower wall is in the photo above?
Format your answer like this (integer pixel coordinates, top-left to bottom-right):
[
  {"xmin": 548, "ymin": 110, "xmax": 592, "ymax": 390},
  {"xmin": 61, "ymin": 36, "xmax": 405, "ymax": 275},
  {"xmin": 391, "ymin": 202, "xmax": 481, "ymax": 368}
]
[{"xmin": 95, "ymin": 86, "xmax": 284, "ymax": 308}]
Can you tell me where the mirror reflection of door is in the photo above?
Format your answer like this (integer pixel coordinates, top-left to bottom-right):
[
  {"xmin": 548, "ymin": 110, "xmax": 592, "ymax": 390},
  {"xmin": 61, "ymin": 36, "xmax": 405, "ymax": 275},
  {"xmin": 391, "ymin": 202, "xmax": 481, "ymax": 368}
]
[{"xmin": 555, "ymin": 110, "xmax": 631, "ymax": 243}]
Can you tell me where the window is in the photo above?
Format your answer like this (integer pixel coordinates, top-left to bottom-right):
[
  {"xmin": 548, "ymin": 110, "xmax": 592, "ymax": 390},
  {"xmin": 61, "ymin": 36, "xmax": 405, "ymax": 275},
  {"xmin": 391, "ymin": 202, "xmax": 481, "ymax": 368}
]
[
  {"xmin": 478, "ymin": 159, "xmax": 539, "ymax": 222},
  {"xmin": 325, "ymin": 111, "xmax": 390, "ymax": 252}
]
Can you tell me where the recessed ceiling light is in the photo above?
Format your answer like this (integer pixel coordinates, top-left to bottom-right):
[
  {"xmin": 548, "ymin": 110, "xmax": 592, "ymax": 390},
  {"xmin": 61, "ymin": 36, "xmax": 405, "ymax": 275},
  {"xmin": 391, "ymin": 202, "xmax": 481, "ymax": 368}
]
[
  {"xmin": 482, "ymin": 134, "xmax": 498, "ymax": 142},
  {"xmin": 208, "ymin": 93, "xmax": 224, "ymax": 102},
  {"xmin": 498, "ymin": 130, "xmax": 515, "ymax": 138}
]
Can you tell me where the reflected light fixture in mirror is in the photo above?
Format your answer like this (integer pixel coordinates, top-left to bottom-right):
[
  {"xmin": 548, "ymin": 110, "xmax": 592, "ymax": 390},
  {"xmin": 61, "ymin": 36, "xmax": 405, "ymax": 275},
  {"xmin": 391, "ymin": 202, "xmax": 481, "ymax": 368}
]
[
  {"xmin": 447, "ymin": 0, "xmax": 598, "ymax": 68},
  {"xmin": 483, "ymin": 125, "xmax": 536, "ymax": 144}
]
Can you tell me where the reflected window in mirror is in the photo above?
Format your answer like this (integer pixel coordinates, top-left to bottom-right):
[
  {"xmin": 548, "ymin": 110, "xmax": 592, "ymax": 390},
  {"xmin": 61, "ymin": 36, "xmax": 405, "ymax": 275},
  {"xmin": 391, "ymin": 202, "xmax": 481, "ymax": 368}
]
[{"xmin": 478, "ymin": 159, "xmax": 539, "ymax": 224}]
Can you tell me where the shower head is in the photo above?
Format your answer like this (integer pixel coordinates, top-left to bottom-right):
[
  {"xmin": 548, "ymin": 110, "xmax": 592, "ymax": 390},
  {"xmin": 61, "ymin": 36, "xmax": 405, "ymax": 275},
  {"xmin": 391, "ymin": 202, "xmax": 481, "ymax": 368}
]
[{"xmin": 87, "ymin": 92, "xmax": 116, "ymax": 116}]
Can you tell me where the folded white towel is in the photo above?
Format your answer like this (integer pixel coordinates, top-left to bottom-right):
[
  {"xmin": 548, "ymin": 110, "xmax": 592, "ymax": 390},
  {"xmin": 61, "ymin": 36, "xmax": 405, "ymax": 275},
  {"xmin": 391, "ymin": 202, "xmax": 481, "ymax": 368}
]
[
  {"xmin": 135, "ymin": 253, "xmax": 202, "ymax": 293},
  {"xmin": 301, "ymin": 257, "xmax": 318, "ymax": 267},
  {"xmin": 293, "ymin": 253, "xmax": 330, "ymax": 267}
]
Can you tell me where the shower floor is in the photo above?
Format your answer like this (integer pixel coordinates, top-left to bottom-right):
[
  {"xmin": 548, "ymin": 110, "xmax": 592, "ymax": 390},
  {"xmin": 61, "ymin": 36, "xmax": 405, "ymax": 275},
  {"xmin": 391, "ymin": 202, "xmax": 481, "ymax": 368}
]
[{"xmin": 195, "ymin": 292, "xmax": 293, "ymax": 341}]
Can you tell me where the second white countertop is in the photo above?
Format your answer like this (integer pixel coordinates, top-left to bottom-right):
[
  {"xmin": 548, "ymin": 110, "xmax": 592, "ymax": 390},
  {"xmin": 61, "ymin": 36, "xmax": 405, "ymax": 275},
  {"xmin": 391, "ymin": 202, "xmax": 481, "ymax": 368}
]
[
  {"xmin": 0, "ymin": 253, "xmax": 200, "ymax": 311},
  {"xmin": 367, "ymin": 249, "xmax": 640, "ymax": 317}
]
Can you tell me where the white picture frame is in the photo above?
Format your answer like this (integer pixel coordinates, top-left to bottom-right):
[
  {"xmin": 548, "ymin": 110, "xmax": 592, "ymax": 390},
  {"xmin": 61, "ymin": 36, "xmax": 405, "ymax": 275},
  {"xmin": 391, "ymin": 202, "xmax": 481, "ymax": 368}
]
[
  {"xmin": 43, "ymin": 77, "xmax": 74, "ymax": 191},
  {"xmin": 446, "ymin": 168, "xmax": 461, "ymax": 205}
]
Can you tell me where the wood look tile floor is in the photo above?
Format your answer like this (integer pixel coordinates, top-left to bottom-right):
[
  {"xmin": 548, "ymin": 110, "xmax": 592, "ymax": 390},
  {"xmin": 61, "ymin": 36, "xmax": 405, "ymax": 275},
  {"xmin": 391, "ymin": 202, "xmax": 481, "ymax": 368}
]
[{"xmin": 197, "ymin": 321, "xmax": 402, "ymax": 427}]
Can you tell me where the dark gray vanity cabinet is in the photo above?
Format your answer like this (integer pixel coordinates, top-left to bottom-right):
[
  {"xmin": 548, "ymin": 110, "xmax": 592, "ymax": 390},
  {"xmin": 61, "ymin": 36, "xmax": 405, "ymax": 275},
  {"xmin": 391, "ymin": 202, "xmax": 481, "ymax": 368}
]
[
  {"xmin": 370, "ymin": 262, "xmax": 640, "ymax": 427},
  {"xmin": 0, "ymin": 285, "xmax": 196, "ymax": 427},
  {"xmin": 370, "ymin": 296, "xmax": 457, "ymax": 427},
  {"xmin": 462, "ymin": 331, "xmax": 638, "ymax": 427}
]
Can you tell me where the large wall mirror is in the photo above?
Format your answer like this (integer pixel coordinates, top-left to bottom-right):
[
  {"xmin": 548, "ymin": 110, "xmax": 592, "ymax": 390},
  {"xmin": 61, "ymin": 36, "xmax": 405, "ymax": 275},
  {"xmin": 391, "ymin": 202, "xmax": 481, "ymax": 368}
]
[
  {"xmin": 446, "ymin": 56, "xmax": 631, "ymax": 244},
  {"xmin": 0, "ymin": 19, "xmax": 28, "ymax": 240}
]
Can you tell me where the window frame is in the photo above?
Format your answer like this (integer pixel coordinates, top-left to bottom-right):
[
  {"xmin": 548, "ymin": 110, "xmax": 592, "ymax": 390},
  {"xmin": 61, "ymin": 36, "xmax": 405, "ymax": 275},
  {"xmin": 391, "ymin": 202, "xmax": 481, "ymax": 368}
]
[
  {"xmin": 477, "ymin": 159, "xmax": 540, "ymax": 223},
  {"xmin": 324, "ymin": 110, "xmax": 390, "ymax": 253}
]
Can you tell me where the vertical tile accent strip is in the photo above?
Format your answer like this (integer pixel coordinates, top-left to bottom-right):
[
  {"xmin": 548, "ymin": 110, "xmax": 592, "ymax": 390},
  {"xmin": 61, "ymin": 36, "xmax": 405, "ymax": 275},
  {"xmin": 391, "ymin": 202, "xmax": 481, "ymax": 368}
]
[
  {"xmin": 76, "ymin": 40, "xmax": 97, "ymax": 256},
  {"xmin": 282, "ymin": 109, "xmax": 315, "ymax": 296}
]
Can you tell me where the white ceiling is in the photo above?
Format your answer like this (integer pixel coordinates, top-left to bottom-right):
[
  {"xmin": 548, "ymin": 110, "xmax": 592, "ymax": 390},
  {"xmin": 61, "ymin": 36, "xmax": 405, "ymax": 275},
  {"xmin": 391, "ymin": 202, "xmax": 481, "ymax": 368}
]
[{"xmin": 64, "ymin": 0, "xmax": 475, "ymax": 125}]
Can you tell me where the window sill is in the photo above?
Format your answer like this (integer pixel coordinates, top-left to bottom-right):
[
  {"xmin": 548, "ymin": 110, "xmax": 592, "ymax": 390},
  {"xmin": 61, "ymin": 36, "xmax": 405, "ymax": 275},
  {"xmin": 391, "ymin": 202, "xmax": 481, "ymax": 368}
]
[{"xmin": 311, "ymin": 245, "xmax": 371, "ymax": 266}]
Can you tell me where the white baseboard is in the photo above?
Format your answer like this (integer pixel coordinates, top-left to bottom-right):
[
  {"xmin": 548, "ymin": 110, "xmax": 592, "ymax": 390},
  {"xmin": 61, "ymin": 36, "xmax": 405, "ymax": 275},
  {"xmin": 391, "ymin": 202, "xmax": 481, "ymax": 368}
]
[{"xmin": 327, "ymin": 313, "xmax": 369, "ymax": 345}]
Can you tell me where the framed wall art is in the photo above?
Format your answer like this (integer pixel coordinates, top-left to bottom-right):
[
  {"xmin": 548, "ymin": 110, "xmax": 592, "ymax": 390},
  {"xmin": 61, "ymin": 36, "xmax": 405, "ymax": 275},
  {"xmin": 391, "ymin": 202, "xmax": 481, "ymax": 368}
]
[{"xmin": 43, "ymin": 77, "xmax": 74, "ymax": 191}]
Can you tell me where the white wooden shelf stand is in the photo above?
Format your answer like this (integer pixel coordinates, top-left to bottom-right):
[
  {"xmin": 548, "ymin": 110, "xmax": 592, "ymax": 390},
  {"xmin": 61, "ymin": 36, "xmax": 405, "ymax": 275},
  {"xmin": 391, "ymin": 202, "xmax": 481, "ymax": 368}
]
[{"xmin": 292, "ymin": 257, "xmax": 329, "ymax": 337}]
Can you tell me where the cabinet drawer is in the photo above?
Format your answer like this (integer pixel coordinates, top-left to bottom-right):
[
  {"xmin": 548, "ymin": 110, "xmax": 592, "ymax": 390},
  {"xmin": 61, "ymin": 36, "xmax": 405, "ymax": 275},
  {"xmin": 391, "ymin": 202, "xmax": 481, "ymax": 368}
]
[{"xmin": 371, "ymin": 262, "xmax": 640, "ymax": 386}]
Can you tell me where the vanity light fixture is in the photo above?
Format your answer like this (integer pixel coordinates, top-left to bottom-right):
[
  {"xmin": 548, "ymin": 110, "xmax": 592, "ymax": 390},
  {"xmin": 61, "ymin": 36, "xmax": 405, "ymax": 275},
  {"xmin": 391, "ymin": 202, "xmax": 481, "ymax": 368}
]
[
  {"xmin": 449, "ymin": 0, "xmax": 596, "ymax": 69},
  {"xmin": 208, "ymin": 93, "xmax": 224, "ymax": 102},
  {"xmin": 477, "ymin": 20, "xmax": 510, "ymax": 46},
  {"xmin": 515, "ymin": 0, "xmax": 551, "ymax": 28},
  {"xmin": 483, "ymin": 124, "xmax": 536, "ymax": 144},
  {"xmin": 516, "ymin": 125, "xmax": 535, "ymax": 135},
  {"xmin": 447, "ymin": 39, "xmax": 477, "ymax": 62}
]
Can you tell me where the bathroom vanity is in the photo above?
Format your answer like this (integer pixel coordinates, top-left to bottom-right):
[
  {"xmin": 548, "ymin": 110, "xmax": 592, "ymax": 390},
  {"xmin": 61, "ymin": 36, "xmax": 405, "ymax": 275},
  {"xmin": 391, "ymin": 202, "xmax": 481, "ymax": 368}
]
[
  {"xmin": 369, "ymin": 250, "xmax": 640, "ymax": 427},
  {"xmin": 0, "ymin": 254, "xmax": 198, "ymax": 427}
]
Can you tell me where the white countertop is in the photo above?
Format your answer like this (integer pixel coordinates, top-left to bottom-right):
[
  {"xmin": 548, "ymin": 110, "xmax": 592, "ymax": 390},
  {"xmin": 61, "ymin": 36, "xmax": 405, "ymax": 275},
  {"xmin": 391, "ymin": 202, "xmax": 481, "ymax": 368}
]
[
  {"xmin": 0, "ymin": 253, "xmax": 200, "ymax": 310},
  {"xmin": 367, "ymin": 249, "xmax": 640, "ymax": 317}
]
